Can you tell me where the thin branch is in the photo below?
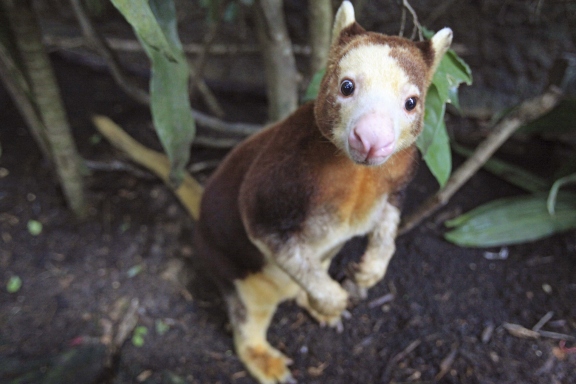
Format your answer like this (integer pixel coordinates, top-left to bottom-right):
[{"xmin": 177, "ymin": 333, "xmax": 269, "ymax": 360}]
[
  {"xmin": 254, "ymin": 0, "xmax": 299, "ymax": 121},
  {"xmin": 69, "ymin": 0, "xmax": 150, "ymax": 105},
  {"xmin": 398, "ymin": 6, "xmax": 406, "ymax": 37},
  {"xmin": 43, "ymin": 35, "xmax": 312, "ymax": 56},
  {"xmin": 65, "ymin": 2, "xmax": 260, "ymax": 142},
  {"xmin": 399, "ymin": 86, "xmax": 564, "ymax": 235},
  {"xmin": 70, "ymin": 0, "xmax": 224, "ymax": 119},
  {"xmin": 191, "ymin": 108, "xmax": 261, "ymax": 136},
  {"xmin": 402, "ymin": 0, "xmax": 423, "ymax": 41},
  {"xmin": 186, "ymin": 2, "xmax": 225, "ymax": 117}
]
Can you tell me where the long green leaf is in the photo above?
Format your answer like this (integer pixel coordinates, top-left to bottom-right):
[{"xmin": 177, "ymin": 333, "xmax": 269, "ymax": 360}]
[
  {"xmin": 111, "ymin": 0, "xmax": 195, "ymax": 187},
  {"xmin": 444, "ymin": 193, "xmax": 576, "ymax": 247},
  {"xmin": 547, "ymin": 173, "xmax": 576, "ymax": 214},
  {"xmin": 302, "ymin": 68, "xmax": 325, "ymax": 103},
  {"xmin": 417, "ymin": 84, "xmax": 451, "ymax": 187}
]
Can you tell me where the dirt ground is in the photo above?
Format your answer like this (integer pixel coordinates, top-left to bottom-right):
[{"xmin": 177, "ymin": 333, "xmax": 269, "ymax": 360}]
[{"xmin": 1, "ymin": 1, "xmax": 575, "ymax": 384}]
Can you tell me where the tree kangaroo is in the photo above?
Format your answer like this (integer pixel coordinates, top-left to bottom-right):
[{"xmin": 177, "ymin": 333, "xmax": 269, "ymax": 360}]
[{"xmin": 193, "ymin": 2, "xmax": 453, "ymax": 382}]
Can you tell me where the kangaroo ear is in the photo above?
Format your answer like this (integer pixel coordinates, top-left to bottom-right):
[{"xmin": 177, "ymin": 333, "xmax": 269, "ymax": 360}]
[
  {"xmin": 429, "ymin": 28, "xmax": 453, "ymax": 71},
  {"xmin": 331, "ymin": 1, "xmax": 356, "ymax": 45}
]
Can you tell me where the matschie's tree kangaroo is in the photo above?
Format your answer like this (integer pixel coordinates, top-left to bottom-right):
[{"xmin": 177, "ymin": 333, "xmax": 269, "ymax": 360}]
[{"xmin": 193, "ymin": 2, "xmax": 453, "ymax": 382}]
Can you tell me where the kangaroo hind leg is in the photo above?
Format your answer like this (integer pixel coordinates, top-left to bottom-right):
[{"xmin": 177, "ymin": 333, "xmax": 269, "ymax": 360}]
[{"xmin": 227, "ymin": 267, "xmax": 298, "ymax": 384}]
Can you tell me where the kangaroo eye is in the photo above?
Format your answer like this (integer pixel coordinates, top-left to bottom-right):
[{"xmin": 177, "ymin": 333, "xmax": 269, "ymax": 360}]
[
  {"xmin": 405, "ymin": 97, "xmax": 418, "ymax": 111},
  {"xmin": 340, "ymin": 79, "xmax": 355, "ymax": 96}
]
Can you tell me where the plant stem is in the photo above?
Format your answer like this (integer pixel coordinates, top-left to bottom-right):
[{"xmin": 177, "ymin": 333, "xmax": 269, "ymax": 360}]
[
  {"xmin": 254, "ymin": 0, "xmax": 298, "ymax": 121},
  {"xmin": 308, "ymin": 0, "xmax": 332, "ymax": 76},
  {"xmin": 4, "ymin": 0, "xmax": 86, "ymax": 218}
]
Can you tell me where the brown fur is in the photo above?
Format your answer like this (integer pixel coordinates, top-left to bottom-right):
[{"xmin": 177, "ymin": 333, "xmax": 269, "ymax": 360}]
[{"xmin": 192, "ymin": 2, "xmax": 452, "ymax": 383}]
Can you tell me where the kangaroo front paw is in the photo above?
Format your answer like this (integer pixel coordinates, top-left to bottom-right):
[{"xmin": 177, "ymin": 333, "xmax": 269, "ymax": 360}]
[
  {"xmin": 296, "ymin": 290, "xmax": 349, "ymax": 331},
  {"xmin": 306, "ymin": 281, "xmax": 348, "ymax": 318},
  {"xmin": 238, "ymin": 343, "xmax": 295, "ymax": 384},
  {"xmin": 353, "ymin": 256, "xmax": 386, "ymax": 289}
]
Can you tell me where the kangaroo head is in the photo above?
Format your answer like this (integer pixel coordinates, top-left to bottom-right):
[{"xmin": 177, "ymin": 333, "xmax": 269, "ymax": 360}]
[{"xmin": 314, "ymin": 1, "xmax": 453, "ymax": 166}]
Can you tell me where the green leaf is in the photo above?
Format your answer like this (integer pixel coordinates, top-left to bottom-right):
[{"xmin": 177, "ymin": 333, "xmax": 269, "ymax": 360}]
[
  {"xmin": 155, "ymin": 319, "xmax": 170, "ymax": 335},
  {"xmin": 417, "ymin": 85, "xmax": 451, "ymax": 187},
  {"xmin": 7, "ymin": 276, "xmax": 22, "ymax": 293},
  {"xmin": 110, "ymin": 0, "xmax": 179, "ymax": 61},
  {"xmin": 127, "ymin": 264, "xmax": 144, "ymax": 278},
  {"xmin": 444, "ymin": 193, "xmax": 576, "ymax": 247},
  {"xmin": 432, "ymin": 49, "xmax": 472, "ymax": 106},
  {"xmin": 547, "ymin": 173, "xmax": 576, "ymax": 214},
  {"xmin": 27, "ymin": 219, "xmax": 43, "ymax": 236},
  {"xmin": 223, "ymin": 2, "xmax": 239, "ymax": 23},
  {"xmin": 132, "ymin": 325, "xmax": 148, "ymax": 347},
  {"xmin": 302, "ymin": 68, "xmax": 326, "ymax": 103},
  {"xmin": 111, "ymin": 0, "xmax": 196, "ymax": 187}
]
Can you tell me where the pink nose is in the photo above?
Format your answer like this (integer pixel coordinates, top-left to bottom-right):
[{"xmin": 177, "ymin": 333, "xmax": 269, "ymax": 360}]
[{"xmin": 348, "ymin": 112, "xmax": 395, "ymax": 163}]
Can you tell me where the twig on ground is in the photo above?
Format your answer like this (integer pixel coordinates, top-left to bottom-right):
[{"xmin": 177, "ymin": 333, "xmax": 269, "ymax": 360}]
[
  {"xmin": 435, "ymin": 345, "xmax": 458, "ymax": 381},
  {"xmin": 113, "ymin": 298, "xmax": 140, "ymax": 350},
  {"xmin": 503, "ymin": 322, "xmax": 576, "ymax": 341},
  {"xmin": 368, "ymin": 293, "xmax": 395, "ymax": 308},
  {"xmin": 532, "ymin": 311, "xmax": 554, "ymax": 332},
  {"xmin": 380, "ymin": 339, "xmax": 421, "ymax": 382},
  {"xmin": 399, "ymin": 86, "xmax": 563, "ymax": 235}
]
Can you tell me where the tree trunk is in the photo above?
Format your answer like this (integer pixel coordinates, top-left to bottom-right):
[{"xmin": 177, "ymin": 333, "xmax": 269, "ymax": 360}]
[
  {"xmin": 308, "ymin": 0, "xmax": 332, "ymax": 76},
  {"xmin": 3, "ymin": 0, "xmax": 86, "ymax": 218},
  {"xmin": 254, "ymin": 0, "xmax": 298, "ymax": 122}
]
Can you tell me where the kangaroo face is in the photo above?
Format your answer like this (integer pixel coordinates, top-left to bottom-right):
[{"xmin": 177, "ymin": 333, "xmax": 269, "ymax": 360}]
[
  {"xmin": 335, "ymin": 42, "xmax": 426, "ymax": 165},
  {"xmin": 315, "ymin": 2, "xmax": 452, "ymax": 167}
]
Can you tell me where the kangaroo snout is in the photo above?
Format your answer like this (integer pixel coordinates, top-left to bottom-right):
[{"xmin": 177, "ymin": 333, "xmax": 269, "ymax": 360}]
[{"xmin": 348, "ymin": 112, "xmax": 396, "ymax": 165}]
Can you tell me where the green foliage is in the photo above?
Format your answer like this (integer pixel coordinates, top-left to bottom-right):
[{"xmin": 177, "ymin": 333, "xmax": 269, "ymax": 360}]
[
  {"xmin": 302, "ymin": 68, "xmax": 325, "ymax": 103},
  {"xmin": 446, "ymin": 99, "xmax": 576, "ymax": 248},
  {"xmin": 155, "ymin": 319, "xmax": 170, "ymax": 335},
  {"xmin": 111, "ymin": 0, "xmax": 196, "ymax": 187},
  {"xmin": 416, "ymin": 85, "xmax": 451, "ymax": 186},
  {"xmin": 132, "ymin": 325, "xmax": 148, "ymax": 347},
  {"xmin": 417, "ymin": 35, "xmax": 472, "ymax": 187},
  {"xmin": 127, "ymin": 264, "xmax": 144, "ymax": 278},
  {"xmin": 7, "ymin": 276, "xmax": 22, "ymax": 293},
  {"xmin": 547, "ymin": 173, "xmax": 576, "ymax": 214},
  {"xmin": 444, "ymin": 193, "xmax": 576, "ymax": 247},
  {"xmin": 27, "ymin": 219, "xmax": 43, "ymax": 236}
]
